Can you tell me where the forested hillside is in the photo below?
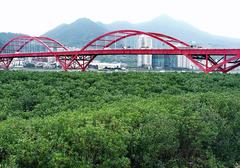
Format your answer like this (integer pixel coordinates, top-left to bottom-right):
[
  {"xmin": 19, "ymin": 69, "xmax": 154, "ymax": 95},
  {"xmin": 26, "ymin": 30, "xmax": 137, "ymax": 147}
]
[
  {"xmin": 44, "ymin": 18, "xmax": 107, "ymax": 47},
  {"xmin": 0, "ymin": 71, "xmax": 240, "ymax": 167},
  {"xmin": 0, "ymin": 33, "xmax": 25, "ymax": 48},
  {"xmin": 45, "ymin": 15, "xmax": 240, "ymax": 48}
]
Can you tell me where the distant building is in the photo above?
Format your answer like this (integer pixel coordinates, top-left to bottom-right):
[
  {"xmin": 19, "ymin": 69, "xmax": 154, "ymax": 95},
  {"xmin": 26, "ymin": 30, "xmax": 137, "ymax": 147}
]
[
  {"xmin": 152, "ymin": 55, "xmax": 163, "ymax": 69},
  {"xmin": 177, "ymin": 55, "xmax": 198, "ymax": 70},
  {"xmin": 12, "ymin": 58, "xmax": 24, "ymax": 68},
  {"xmin": 137, "ymin": 35, "xmax": 178, "ymax": 70},
  {"xmin": 90, "ymin": 62, "xmax": 122, "ymax": 70},
  {"xmin": 152, "ymin": 55, "xmax": 177, "ymax": 69},
  {"xmin": 137, "ymin": 35, "xmax": 152, "ymax": 69}
]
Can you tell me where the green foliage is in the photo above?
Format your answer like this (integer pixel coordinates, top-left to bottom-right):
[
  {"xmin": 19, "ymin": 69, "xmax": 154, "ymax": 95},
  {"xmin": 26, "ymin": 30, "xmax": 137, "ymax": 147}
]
[{"xmin": 0, "ymin": 71, "xmax": 240, "ymax": 167}]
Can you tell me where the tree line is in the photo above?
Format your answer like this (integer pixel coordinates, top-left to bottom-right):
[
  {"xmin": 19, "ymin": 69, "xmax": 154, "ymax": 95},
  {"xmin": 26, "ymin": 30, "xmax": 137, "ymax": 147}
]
[{"xmin": 0, "ymin": 71, "xmax": 240, "ymax": 167}]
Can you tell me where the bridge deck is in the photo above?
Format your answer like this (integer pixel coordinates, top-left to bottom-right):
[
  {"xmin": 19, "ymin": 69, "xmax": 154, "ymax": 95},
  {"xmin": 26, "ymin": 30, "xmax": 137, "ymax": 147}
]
[{"xmin": 1, "ymin": 49, "xmax": 240, "ymax": 58}]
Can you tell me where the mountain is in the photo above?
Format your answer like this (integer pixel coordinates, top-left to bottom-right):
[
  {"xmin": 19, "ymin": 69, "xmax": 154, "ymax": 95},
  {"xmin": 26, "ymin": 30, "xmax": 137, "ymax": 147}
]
[
  {"xmin": 43, "ymin": 16, "xmax": 240, "ymax": 48},
  {"xmin": 106, "ymin": 15, "xmax": 240, "ymax": 48},
  {"xmin": 139, "ymin": 15, "xmax": 240, "ymax": 48},
  {"xmin": 44, "ymin": 18, "xmax": 108, "ymax": 47},
  {"xmin": 0, "ymin": 32, "xmax": 25, "ymax": 48}
]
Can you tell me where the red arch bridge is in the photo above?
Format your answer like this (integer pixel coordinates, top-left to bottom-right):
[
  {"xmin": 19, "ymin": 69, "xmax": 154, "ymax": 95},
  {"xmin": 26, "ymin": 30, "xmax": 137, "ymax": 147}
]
[{"xmin": 1, "ymin": 30, "xmax": 240, "ymax": 73}]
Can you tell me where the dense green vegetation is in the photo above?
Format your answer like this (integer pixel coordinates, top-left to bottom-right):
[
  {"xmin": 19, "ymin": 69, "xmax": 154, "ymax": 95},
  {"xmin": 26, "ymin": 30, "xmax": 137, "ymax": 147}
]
[{"xmin": 0, "ymin": 71, "xmax": 240, "ymax": 167}]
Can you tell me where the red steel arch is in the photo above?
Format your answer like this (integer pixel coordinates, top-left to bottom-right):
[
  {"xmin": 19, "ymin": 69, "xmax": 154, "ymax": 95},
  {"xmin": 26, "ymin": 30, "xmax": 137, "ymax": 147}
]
[
  {"xmin": 81, "ymin": 30, "xmax": 189, "ymax": 50},
  {"xmin": 149, "ymin": 32, "xmax": 190, "ymax": 48},
  {"xmin": 0, "ymin": 36, "xmax": 68, "ymax": 53},
  {"xmin": 67, "ymin": 30, "xmax": 191, "ymax": 71},
  {"xmin": 0, "ymin": 36, "xmax": 68, "ymax": 69}
]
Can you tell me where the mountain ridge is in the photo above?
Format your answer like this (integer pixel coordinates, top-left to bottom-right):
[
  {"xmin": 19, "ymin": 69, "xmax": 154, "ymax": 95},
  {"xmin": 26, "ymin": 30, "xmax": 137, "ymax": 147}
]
[
  {"xmin": 44, "ymin": 15, "xmax": 240, "ymax": 48},
  {"xmin": 44, "ymin": 18, "xmax": 107, "ymax": 47},
  {"xmin": 0, "ymin": 32, "xmax": 25, "ymax": 48},
  {"xmin": 1, "ymin": 15, "xmax": 240, "ymax": 49},
  {"xmin": 105, "ymin": 15, "xmax": 240, "ymax": 48}
]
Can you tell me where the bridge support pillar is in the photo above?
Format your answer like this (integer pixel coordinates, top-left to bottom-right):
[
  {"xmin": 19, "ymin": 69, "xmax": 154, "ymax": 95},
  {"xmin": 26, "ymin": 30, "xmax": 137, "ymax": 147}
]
[
  {"xmin": 66, "ymin": 55, "xmax": 96, "ymax": 71},
  {"xmin": 55, "ymin": 55, "xmax": 72, "ymax": 71},
  {"xmin": 0, "ymin": 58, "xmax": 13, "ymax": 70}
]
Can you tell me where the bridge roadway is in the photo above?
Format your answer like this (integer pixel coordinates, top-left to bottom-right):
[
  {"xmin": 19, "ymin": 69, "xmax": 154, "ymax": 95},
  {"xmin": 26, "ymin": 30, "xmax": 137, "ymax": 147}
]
[
  {"xmin": 1, "ymin": 48, "xmax": 239, "ymax": 58},
  {"xmin": 1, "ymin": 48, "xmax": 240, "ymax": 73}
]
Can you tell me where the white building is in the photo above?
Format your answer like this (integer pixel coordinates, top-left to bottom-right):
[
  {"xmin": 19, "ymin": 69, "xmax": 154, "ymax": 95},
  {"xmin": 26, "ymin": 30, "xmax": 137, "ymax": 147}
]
[
  {"xmin": 90, "ymin": 62, "xmax": 122, "ymax": 70},
  {"xmin": 177, "ymin": 55, "xmax": 196, "ymax": 69},
  {"xmin": 137, "ymin": 35, "xmax": 152, "ymax": 69},
  {"xmin": 177, "ymin": 55, "xmax": 211, "ymax": 70},
  {"xmin": 12, "ymin": 58, "xmax": 24, "ymax": 68}
]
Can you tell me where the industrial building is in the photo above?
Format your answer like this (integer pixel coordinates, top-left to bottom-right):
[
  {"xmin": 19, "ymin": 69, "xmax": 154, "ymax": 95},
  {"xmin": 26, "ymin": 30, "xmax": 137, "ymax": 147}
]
[{"xmin": 90, "ymin": 61, "xmax": 123, "ymax": 70}]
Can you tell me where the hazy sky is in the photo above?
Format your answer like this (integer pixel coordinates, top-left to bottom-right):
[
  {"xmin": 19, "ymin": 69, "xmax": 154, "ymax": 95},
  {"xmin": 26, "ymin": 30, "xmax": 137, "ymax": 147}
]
[{"xmin": 1, "ymin": 0, "xmax": 240, "ymax": 37}]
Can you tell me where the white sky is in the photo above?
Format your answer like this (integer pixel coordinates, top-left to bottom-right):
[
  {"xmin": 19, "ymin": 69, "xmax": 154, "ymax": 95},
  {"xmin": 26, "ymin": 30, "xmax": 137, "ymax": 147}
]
[{"xmin": 1, "ymin": 0, "xmax": 240, "ymax": 38}]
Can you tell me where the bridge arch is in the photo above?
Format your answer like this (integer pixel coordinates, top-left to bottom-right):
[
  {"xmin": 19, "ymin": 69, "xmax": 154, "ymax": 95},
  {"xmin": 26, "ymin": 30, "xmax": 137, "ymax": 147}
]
[
  {"xmin": 148, "ymin": 32, "xmax": 190, "ymax": 48},
  {"xmin": 81, "ymin": 30, "xmax": 190, "ymax": 51},
  {"xmin": 66, "ymin": 30, "xmax": 190, "ymax": 71},
  {"xmin": 0, "ymin": 36, "xmax": 68, "ymax": 54},
  {"xmin": 0, "ymin": 36, "xmax": 68, "ymax": 70}
]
